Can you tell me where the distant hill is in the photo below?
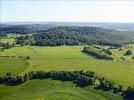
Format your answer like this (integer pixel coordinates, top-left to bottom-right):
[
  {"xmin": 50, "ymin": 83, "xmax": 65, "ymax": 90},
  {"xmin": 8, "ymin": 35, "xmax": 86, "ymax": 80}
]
[
  {"xmin": 15, "ymin": 26, "xmax": 134, "ymax": 46},
  {"xmin": 0, "ymin": 24, "xmax": 56, "ymax": 34},
  {"xmin": 1, "ymin": 22, "xmax": 134, "ymax": 31},
  {"xmin": 46, "ymin": 22, "xmax": 134, "ymax": 31}
]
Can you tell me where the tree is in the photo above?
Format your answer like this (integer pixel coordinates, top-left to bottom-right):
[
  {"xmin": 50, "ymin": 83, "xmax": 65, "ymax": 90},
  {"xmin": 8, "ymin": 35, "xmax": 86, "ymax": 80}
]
[
  {"xmin": 25, "ymin": 56, "xmax": 30, "ymax": 59},
  {"xmin": 118, "ymin": 85, "xmax": 123, "ymax": 92},
  {"xmin": 123, "ymin": 86, "xmax": 134, "ymax": 100},
  {"xmin": 124, "ymin": 50, "xmax": 132, "ymax": 56},
  {"xmin": 75, "ymin": 75, "xmax": 93, "ymax": 87}
]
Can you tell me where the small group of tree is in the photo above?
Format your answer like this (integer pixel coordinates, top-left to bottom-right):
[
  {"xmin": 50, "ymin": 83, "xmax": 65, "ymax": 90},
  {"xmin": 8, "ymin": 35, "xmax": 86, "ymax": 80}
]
[
  {"xmin": 83, "ymin": 46, "xmax": 113, "ymax": 60},
  {"xmin": 123, "ymin": 86, "xmax": 134, "ymax": 100},
  {"xmin": 96, "ymin": 77, "xmax": 122, "ymax": 93},
  {"xmin": 0, "ymin": 55, "xmax": 30, "ymax": 60},
  {"xmin": 0, "ymin": 34, "xmax": 7, "ymax": 38},
  {"xmin": 118, "ymin": 48, "xmax": 122, "ymax": 51},
  {"xmin": 3, "ymin": 55, "xmax": 15, "ymax": 58},
  {"xmin": 124, "ymin": 45, "xmax": 133, "ymax": 49},
  {"xmin": 103, "ymin": 49, "xmax": 112, "ymax": 55},
  {"xmin": 121, "ymin": 57, "xmax": 125, "ymax": 60},
  {"xmin": 16, "ymin": 35, "xmax": 34, "ymax": 46},
  {"xmin": 0, "ymin": 42, "xmax": 15, "ymax": 51},
  {"xmin": 124, "ymin": 50, "xmax": 132, "ymax": 56},
  {"xmin": 25, "ymin": 56, "xmax": 31, "ymax": 60}
]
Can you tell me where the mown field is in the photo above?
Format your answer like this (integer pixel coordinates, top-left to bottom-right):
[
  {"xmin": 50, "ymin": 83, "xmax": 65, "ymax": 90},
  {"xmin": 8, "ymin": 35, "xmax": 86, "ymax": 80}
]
[
  {"xmin": 0, "ymin": 45, "xmax": 134, "ymax": 88},
  {"xmin": 0, "ymin": 79, "xmax": 122, "ymax": 100}
]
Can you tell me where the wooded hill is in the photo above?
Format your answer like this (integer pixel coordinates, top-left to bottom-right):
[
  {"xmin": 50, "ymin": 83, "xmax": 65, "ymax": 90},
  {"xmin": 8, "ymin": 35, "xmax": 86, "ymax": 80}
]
[
  {"xmin": 15, "ymin": 26, "xmax": 134, "ymax": 46},
  {"xmin": 1, "ymin": 25, "xmax": 134, "ymax": 46}
]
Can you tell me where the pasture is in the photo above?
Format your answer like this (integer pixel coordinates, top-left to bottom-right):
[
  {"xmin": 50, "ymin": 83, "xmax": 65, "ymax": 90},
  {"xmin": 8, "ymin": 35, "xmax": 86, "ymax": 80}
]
[
  {"xmin": 0, "ymin": 58, "xmax": 28, "ymax": 76},
  {"xmin": 0, "ymin": 79, "xmax": 122, "ymax": 100},
  {"xmin": 0, "ymin": 45, "xmax": 134, "ymax": 88}
]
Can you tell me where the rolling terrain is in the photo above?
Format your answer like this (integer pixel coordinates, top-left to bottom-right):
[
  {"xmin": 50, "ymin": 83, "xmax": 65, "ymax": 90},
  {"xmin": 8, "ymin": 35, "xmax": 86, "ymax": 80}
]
[
  {"xmin": 1, "ymin": 45, "xmax": 134, "ymax": 88},
  {"xmin": 0, "ymin": 79, "xmax": 122, "ymax": 100},
  {"xmin": 0, "ymin": 25, "xmax": 134, "ymax": 100}
]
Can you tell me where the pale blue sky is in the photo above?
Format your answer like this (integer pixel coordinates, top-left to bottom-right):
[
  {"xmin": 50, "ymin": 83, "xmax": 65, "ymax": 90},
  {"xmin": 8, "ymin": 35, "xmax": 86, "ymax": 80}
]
[{"xmin": 1, "ymin": 0, "xmax": 134, "ymax": 23}]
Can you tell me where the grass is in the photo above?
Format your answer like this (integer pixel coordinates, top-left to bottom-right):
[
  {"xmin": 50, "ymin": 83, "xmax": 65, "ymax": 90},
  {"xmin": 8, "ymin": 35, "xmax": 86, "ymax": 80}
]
[
  {"xmin": 0, "ymin": 45, "xmax": 134, "ymax": 88},
  {"xmin": 0, "ymin": 34, "xmax": 19, "ymax": 44},
  {"xmin": 112, "ymin": 44, "xmax": 134, "ymax": 61},
  {"xmin": 0, "ymin": 39, "xmax": 15, "ymax": 44},
  {"xmin": 0, "ymin": 79, "xmax": 122, "ymax": 100},
  {"xmin": 0, "ymin": 57, "xmax": 28, "ymax": 76}
]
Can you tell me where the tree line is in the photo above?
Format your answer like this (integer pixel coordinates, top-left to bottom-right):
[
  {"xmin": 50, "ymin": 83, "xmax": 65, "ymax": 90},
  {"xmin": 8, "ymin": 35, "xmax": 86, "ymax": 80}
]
[
  {"xmin": 0, "ymin": 71, "xmax": 94, "ymax": 87},
  {"xmin": 0, "ymin": 42, "xmax": 15, "ymax": 51},
  {"xmin": 0, "ymin": 70, "xmax": 133, "ymax": 100},
  {"xmin": 83, "ymin": 46, "xmax": 113, "ymax": 60}
]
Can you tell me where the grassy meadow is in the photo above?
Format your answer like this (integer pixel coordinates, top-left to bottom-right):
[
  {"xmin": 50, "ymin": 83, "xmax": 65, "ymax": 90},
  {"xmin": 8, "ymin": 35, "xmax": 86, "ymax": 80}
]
[
  {"xmin": 0, "ymin": 45, "xmax": 134, "ymax": 88},
  {"xmin": 0, "ymin": 58, "xmax": 28, "ymax": 76},
  {"xmin": 0, "ymin": 79, "xmax": 122, "ymax": 100}
]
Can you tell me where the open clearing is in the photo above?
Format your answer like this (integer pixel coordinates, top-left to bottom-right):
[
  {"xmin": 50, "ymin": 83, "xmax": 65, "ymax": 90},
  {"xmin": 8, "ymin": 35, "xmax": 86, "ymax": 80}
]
[{"xmin": 0, "ymin": 45, "xmax": 134, "ymax": 88}]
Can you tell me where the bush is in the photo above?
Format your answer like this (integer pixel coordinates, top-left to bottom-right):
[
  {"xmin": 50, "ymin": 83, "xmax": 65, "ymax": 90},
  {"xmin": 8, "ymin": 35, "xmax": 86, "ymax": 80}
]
[
  {"xmin": 26, "ymin": 56, "xmax": 30, "ymax": 59},
  {"xmin": 74, "ymin": 75, "xmax": 93, "ymax": 87},
  {"xmin": 121, "ymin": 57, "xmax": 125, "ymax": 60},
  {"xmin": 119, "ymin": 48, "xmax": 122, "ymax": 51},
  {"xmin": 124, "ymin": 50, "xmax": 132, "ymax": 56},
  {"xmin": 123, "ymin": 86, "xmax": 134, "ymax": 100}
]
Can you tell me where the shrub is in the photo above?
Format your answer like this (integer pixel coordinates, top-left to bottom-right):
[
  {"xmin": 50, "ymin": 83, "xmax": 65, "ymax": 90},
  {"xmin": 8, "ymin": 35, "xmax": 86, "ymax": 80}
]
[
  {"xmin": 123, "ymin": 86, "xmax": 134, "ymax": 100},
  {"xmin": 26, "ymin": 56, "xmax": 30, "ymax": 59},
  {"xmin": 124, "ymin": 50, "xmax": 132, "ymax": 56},
  {"xmin": 119, "ymin": 48, "xmax": 122, "ymax": 51},
  {"xmin": 121, "ymin": 57, "xmax": 125, "ymax": 60}
]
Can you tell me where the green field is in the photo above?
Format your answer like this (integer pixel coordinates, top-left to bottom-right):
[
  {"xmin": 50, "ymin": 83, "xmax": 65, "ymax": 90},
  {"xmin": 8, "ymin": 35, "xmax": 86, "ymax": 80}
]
[
  {"xmin": 0, "ymin": 79, "xmax": 122, "ymax": 100},
  {"xmin": 0, "ymin": 58, "xmax": 28, "ymax": 76},
  {"xmin": 0, "ymin": 34, "xmax": 18, "ymax": 44},
  {"xmin": 0, "ymin": 45, "xmax": 134, "ymax": 88}
]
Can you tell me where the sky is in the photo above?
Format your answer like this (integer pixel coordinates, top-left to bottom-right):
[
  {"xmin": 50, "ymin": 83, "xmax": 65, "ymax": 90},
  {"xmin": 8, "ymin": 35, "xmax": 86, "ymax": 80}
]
[{"xmin": 1, "ymin": 0, "xmax": 134, "ymax": 23}]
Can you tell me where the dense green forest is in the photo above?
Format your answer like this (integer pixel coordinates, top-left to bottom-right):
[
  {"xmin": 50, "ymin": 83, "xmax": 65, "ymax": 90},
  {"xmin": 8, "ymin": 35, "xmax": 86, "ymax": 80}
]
[
  {"xmin": 1, "ymin": 25, "xmax": 134, "ymax": 47},
  {"xmin": 14, "ymin": 26, "xmax": 134, "ymax": 47},
  {"xmin": 0, "ymin": 24, "xmax": 55, "ymax": 34}
]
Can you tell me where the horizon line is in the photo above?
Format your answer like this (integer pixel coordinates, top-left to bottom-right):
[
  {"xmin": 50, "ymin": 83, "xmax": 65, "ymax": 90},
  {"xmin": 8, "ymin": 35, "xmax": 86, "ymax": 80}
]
[{"xmin": 1, "ymin": 21, "xmax": 134, "ymax": 24}]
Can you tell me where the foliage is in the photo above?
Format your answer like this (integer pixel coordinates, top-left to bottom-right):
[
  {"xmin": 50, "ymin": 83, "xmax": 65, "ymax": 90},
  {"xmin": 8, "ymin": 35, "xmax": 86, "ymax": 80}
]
[
  {"xmin": 14, "ymin": 26, "xmax": 134, "ymax": 46},
  {"xmin": 124, "ymin": 50, "xmax": 132, "ymax": 56},
  {"xmin": 1, "ymin": 45, "xmax": 134, "ymax": 87},
  {"xmin": 123, "ymin": 86, "xmax": 134, "ymax": 100},
  {"xmin": 0, "ymin": 70, "xmax": 125, "ymax": 96},
  {"xmin": 0, "ymin": 70, "xmax": 95, "ymax": 87},
  {"xmin": 83, "ymin": 46, "xmax": 113, "ymax": 60},
  {"xmin": 0, "ymin": 79, "xmax": 122, "ymax": 100},
  {"xmin": 0, "ymin": 24, "xmax": 55, "ymax": 34},
  {"xmin": 0, "ymin": 42, "xmax": 15, "ymax": 50}
]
